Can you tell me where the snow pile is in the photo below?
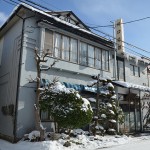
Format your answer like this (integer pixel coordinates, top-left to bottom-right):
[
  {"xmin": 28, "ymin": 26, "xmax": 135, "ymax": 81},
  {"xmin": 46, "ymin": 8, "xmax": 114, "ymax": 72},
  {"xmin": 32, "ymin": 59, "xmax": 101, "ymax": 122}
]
[
  {"xmin": 0, "ymin": 134, "xmax": 143, "ymax": 150},
  {"xmin": 28, "ymin": 131, "xmax": 40, "ymax": 141},
  {"xmin": 88, "ymin": 98, "xmax": 96, "ymax": 103},
  {"xmin": 101, "ymin": 114, "xmax": 107, "ymax": 118},
  {"xmin": 50, "ymin": 82, "xmax": 72, "ymax": 93},
  {"xmin": 113, "ymin": 80, "xmax": 150, "ymax": 92}
]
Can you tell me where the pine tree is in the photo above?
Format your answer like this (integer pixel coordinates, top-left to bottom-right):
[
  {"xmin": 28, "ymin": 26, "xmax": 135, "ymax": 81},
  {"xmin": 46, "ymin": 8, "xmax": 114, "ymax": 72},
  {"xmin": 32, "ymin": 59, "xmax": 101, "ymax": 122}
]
[{"xmin": 90, "ymin": 75, "xmax": 124, "ymax": 135}]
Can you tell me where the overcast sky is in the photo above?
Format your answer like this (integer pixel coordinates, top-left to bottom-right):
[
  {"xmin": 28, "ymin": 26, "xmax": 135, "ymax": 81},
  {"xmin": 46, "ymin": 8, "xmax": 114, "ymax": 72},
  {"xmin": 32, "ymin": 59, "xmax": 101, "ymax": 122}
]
[{"xmin": 1, "ymin": 0, "xmax": 150, "ymax": 58}]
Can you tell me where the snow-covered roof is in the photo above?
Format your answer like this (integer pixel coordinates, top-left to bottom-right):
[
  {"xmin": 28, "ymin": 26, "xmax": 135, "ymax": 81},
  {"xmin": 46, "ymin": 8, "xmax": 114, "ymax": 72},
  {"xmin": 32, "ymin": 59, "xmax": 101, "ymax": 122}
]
[
  {"xmin": 0, "ymin": 3, "xmax": 113, "ymax": 48},
  {"xmin": 113, "ymin": 80, "xmax": 150, "ymax": 92}
]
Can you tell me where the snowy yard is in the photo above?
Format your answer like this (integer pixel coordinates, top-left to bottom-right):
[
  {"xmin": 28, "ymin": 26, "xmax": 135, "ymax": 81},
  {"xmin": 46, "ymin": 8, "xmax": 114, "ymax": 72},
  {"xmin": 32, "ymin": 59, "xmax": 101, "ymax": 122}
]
[{"xmin": 1, "ymin": 133, "xmax": 150, "ymax": 150}]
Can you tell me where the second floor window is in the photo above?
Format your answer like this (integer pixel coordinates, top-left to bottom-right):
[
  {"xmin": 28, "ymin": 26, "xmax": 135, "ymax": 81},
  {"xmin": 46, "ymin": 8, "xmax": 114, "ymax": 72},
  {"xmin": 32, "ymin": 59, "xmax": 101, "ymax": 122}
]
[
  {"xmin": 117, "ymin": 58, "xmax": 125, "ymax": 81},
  {"xmin": 80, "ymin": 42, "xmax": 109, "ymax": 70},
  {"xmin": 44, "ymin": 29, "xmax": 109, "ymax": 71},
  {"xmin": 130, "ymin": 64, "xmax": 140, "ymax": 77}
]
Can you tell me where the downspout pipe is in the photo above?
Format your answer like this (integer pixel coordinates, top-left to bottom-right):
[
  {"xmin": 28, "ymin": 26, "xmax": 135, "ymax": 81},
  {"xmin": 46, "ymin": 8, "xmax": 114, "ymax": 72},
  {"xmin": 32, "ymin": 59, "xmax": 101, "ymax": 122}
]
[{"xmin": 13, "ymin": 13, "xmax": 35, "ymax": 143}]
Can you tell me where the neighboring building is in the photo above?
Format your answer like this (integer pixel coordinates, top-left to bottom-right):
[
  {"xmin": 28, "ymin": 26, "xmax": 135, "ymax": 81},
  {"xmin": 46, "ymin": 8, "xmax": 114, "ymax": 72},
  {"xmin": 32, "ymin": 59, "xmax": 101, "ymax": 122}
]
[{"xmin": 0, "ymin": 3, "xmax": 149, "ymax": 142}]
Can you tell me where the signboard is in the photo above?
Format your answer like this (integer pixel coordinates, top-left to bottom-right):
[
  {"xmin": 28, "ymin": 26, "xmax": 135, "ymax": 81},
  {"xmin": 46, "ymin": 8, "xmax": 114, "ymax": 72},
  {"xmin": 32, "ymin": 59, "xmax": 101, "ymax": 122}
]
[{"xmin": 115, "ymin": 19, "xmax": 125, "ymax": 54}]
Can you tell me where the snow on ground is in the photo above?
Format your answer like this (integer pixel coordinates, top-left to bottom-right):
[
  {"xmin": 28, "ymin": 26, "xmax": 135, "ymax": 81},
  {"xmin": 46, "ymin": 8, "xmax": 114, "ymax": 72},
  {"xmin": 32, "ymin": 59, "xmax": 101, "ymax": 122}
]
[{"xmin": 1, "ymin": 133, "xmax": 150, "ymax": 150}]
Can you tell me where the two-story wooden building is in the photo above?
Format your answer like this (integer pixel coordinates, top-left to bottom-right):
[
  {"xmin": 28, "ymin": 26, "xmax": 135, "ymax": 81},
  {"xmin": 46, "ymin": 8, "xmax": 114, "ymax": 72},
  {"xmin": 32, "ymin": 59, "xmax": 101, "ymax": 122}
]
[{"xmin": 0, "ymin": 3, "xmax": 150, "ymax": 142}]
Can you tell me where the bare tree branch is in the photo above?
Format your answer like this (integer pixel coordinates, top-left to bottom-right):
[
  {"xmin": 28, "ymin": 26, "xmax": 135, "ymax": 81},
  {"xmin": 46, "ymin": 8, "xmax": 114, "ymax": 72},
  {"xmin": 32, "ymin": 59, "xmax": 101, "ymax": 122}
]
[
  {"xmin": 26, "ymin": 75, "xmax": 37, "ymax": 83},
  {"xmin": 40, "ymin": 59, "xmax": 58, "ymax": 71}
]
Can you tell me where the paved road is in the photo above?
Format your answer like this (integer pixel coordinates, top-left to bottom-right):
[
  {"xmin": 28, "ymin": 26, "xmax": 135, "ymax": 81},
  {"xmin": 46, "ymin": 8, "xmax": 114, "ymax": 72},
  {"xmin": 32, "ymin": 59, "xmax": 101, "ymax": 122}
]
[{"xmin": 105, "ymin": 139, "xmax": 150, "ymax": 150}]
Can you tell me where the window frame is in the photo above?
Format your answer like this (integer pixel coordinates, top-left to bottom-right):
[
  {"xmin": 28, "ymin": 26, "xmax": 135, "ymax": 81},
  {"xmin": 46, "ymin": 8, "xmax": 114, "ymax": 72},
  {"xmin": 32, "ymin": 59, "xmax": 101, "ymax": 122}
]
[
  {"xmin": 117, "ymin": 57, "xmax": 125, "ymax": 81},
  {"xmin": 130, "ymin": 64, "xmax": 140, "ymax": 77},
  {"xmin": 40, "ymin": 110, "xmax": 54, "ymax": 122},
  {"xmin": 44, "ymin": 29, "xmax": 110, "ymax": 71}
]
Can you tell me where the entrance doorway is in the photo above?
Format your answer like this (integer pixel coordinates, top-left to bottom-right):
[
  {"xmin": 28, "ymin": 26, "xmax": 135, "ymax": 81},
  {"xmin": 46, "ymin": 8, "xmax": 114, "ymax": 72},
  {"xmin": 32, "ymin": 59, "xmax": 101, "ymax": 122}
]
[{"xmin": 119, "ymin": 93, "xmax": 141, "ymax": 133}]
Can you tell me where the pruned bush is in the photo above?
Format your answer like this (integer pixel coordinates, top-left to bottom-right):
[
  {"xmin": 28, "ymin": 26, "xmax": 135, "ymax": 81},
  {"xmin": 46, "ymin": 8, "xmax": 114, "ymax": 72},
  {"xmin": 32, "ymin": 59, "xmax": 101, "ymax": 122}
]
[{"xmin": 40, "ymin": 82, "xmax": 93, "ymax": 130}]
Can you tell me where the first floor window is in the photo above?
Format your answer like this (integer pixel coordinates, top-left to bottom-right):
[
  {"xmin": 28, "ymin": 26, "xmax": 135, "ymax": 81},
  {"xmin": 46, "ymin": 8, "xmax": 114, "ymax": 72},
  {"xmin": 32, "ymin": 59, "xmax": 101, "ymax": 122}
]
[{"xmin": 41, "ymin": 110, "xmax": 54, "ymax": 121}]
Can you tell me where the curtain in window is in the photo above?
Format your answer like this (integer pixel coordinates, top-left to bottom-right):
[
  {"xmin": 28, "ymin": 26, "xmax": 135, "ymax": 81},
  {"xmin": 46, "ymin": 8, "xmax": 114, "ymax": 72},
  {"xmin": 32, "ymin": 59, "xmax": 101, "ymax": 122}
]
[
  {"xmin": 88, "ymin": 45, "xmax": 94, "ymax": 67},
  {"xmin": 54, "ymin": 33, "xmax": 61, "ymax": 58},
  {"xmin": 44, "ymin": 29, "xmax": 53, "ymax": 56},
  {"xmin": 80, "ymin": 42, "xmax": 87, "ymax": 65},
  {"xmin": 70, "ymin": 38, "xmax": 78, "ymax": 63},
  {"xmin": 95, "ymin": 48, "xmax": 101, "ymax": 69},
  {"xmin": 62, "ymin": 36, "xmax": 69, "ymax": 61}
]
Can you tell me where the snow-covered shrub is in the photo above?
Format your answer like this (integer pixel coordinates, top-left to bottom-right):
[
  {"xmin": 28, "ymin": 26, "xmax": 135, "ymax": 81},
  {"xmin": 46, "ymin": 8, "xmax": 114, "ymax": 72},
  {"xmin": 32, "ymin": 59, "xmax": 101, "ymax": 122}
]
[
  {"xmin": 40, "ymin": 82, "xmax": 93, "ymax": 131},
  {"xmin": 89, "ymin": 76, "xmax": 124, "ymax": 135}
]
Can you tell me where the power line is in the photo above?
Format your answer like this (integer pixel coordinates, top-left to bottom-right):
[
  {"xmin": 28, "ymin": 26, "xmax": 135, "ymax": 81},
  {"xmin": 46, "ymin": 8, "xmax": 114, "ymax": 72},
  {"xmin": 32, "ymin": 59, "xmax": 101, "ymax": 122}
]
[
  {"xmin": 88, "ymin": 16, "xmax": 150, "ymax": 29},
  {"xmin": 2, "ymin": 0, "xmax": 19, "ymax": 6},
  {"xmin": 17, "ymin": 0, "xmax": 53, "ymax": 11},
  {"xmin": 3, "ymin": 0, "xmax": 150, "ymax": 58},
  {"xmin": 37, "ymin": 0, "xmax": 62, "ymax": 11},
  {"xmin": 91, "ymin": 28, "xmax": 150, "ymax": 54},
  {"xmin": 123, "ymin": 17, "xmax": 150, "ymax": 25}
]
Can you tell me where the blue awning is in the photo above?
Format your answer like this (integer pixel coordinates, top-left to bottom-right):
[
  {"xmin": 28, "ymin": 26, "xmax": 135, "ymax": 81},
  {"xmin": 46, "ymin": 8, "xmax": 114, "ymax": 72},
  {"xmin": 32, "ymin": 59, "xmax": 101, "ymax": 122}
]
[{"xmin": 63, "ymin": 82, "xmax": 97, "ymax": 93}]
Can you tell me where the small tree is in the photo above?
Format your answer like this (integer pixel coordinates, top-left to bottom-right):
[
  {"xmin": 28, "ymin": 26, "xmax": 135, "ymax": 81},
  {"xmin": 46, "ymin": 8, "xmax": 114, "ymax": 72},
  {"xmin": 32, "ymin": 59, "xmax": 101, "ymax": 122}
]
[
  {"xmin": 40, "ymin": 81, "xmax": 93, "ymax": 133},
  {"xmin": 89, "ymin": 75, "xmax": 124, "ymax": 135},
  {"xmin": 28, "ymin": 48, "xmax": 57, "ymax": 141}
]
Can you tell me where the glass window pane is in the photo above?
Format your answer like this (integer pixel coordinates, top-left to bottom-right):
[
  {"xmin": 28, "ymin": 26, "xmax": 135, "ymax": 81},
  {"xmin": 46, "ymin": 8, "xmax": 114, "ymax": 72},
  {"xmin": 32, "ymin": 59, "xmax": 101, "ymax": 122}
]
[
  {"xmin": 105, "ymin": 50, "xmax": 109, "ymax": 71},
  {"xmin": 41, "ymin": 111, "xmax": 49, "ymax": 120},
  {"xmin": 118, "ymin": 60, "xmax": 124, "ymax": 80},
  {"xmin": 54, "ymin": 33, "xmax": 61, "ymax": 58},
  {"xmin": 62, "ymin": 36, "xmax": 69, "ymax": 61},
  {"xmin": 130, "ymin": 65, "xmax": 134, "ymax": 75},
  {"xmin": 70, "ymin": 38, "xmax": 78, "ymax": 63},
  {"xmin": 80, "ymin": 42, "xmax": 87, "ymax": 65},
  {"xmin": 95, "ymin": 48, "xmax": 101, "ymax": 69},
  {"xmin": 135, "ymin": 66, "xmax": 139, "ymax": 76},
  {"xmin": 102, "ymin": 50, "xmax": 106, "ymax": 70},
  {"xmin": 88, "ymin": 45, "xmax": 94, "ymax": 67},
  {"xmin": 44, "ymin": 29, "xmax": 53, "ymax": 56}
]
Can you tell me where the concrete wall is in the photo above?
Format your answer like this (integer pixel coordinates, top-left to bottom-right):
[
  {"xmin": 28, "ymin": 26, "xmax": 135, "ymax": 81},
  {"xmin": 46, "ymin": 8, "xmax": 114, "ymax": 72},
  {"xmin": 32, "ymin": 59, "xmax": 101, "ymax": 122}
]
[
  {"xmin": 125, "ymin": 58, "xmax": 148, "ymax": 86},
  {"xmin": 16, "ymin": 16, "xmax": 40, "ymax": 138},
  {"xmin": 0, "ymin": 19, "xmax": 22, "ymax": 140}
]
